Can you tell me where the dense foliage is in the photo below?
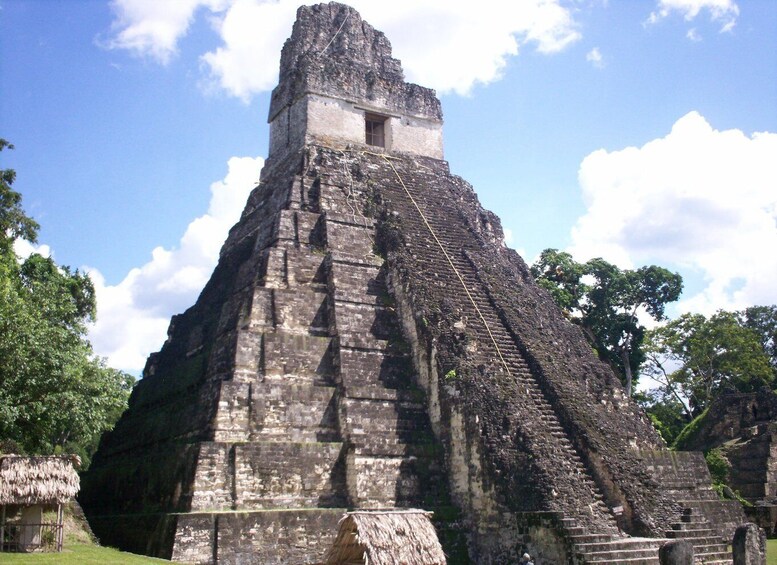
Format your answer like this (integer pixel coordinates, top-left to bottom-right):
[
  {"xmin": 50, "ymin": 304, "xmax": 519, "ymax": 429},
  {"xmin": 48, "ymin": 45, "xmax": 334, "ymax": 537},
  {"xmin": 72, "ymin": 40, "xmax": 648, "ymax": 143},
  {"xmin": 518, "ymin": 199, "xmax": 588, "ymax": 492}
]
[
  {"xmin": 739, "ymin": 305, "xmax": 777, "ymax": 372},
  {"xmin": 531, "ymin": 248, "xmax": 683, "ymax": 394},
  {"xmin": 0, "ymin": 139, "xmax": 133, "ymax": 466},
  {"xmin": 642, "ymin": 310, "xmax": 775, "ymax": 420}
]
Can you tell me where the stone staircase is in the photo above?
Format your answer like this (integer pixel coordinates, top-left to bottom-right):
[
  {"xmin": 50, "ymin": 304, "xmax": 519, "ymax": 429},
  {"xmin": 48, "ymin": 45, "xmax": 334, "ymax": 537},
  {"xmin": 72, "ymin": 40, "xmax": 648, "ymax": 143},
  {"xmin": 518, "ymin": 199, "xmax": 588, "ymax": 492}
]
[
  {"xmin": 365, "ymin": 157, "xmax": 674, "ymax": 564},
  {"xmin": 640, "ymin": 450, "xmax": 741, "ymax": 563},
  {"xmin": 368, "ymin": 153, "xmax": 738, "ymax": 565},
  {"xmin": 663, "ymin": 509, "xmax": 731, "ymax": 564},
  {"xmin": 378, "ymin": 160, "xmax": 610, "ymax": 521}
]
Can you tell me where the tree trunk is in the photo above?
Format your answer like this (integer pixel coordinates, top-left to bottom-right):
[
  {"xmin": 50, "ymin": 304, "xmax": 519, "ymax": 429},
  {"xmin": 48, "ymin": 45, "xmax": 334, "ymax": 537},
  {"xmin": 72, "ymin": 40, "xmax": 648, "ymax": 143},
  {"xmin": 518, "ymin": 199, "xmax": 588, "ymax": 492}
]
[{"xmin": 621, "ymin": 348, "xmax": 633, "ymax": 396}]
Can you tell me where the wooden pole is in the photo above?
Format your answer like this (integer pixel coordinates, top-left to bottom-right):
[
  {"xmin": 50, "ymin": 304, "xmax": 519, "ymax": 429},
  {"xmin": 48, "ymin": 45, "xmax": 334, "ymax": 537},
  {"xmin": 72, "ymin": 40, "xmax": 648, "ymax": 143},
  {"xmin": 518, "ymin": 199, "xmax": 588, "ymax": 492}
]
[
  {"xmin": 56, "ymin": 503, "xmax": 63, "ymax": 552},
  {"xmin": 1, "ymin": 504, "xmax": 6, "ymax": 553}
]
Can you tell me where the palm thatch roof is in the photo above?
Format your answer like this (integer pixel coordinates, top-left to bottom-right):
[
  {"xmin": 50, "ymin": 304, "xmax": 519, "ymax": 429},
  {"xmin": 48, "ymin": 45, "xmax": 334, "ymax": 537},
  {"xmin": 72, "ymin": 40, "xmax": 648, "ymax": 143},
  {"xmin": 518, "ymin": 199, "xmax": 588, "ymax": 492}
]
[
  {"xmin": 0, "ymin": 455, "xmax": 80, "ymax": 506},
  {"xmin": 323, "ymin": 509, "xmax": 446, "ymax": 565}
]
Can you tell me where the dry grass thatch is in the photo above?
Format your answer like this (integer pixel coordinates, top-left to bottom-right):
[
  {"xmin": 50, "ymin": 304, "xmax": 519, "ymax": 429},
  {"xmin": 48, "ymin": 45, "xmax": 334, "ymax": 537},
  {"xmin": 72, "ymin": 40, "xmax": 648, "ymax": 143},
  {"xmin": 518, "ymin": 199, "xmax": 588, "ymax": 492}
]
[
  {"xmin": 323, "ymin": 509, "xmax": 446, "ymax": 565},
  {"xmin": 0, "ymin": 455, "xmax": 80, "ymax": 506}
]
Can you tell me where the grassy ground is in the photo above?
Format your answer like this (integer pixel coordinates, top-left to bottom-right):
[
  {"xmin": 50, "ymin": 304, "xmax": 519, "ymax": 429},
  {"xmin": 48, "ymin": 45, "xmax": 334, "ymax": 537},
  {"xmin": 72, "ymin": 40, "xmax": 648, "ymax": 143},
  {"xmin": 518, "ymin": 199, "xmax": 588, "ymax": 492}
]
[
  {"xmin": 769, "ymin": 538, "xmax": 777, "ymax": 565},
  {"xmin": 0, "ymin": 503, "xmax": 170, "ymax": 563},
  {"xmin": 0, "ymin": 544, "xmax": 170, "ymax": 563}
]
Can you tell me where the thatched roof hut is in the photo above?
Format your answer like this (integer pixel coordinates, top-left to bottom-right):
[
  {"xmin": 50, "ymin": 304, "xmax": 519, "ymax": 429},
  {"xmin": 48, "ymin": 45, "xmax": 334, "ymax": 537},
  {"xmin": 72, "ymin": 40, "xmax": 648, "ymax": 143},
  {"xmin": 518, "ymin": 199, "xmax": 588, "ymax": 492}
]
[
  {"xmin": 323, "ymin": 509, "xmax": 446, "ymax": 565},
  {"xmin": 0, "ymin": 455, "xmax": 80, "ymax": 506}
]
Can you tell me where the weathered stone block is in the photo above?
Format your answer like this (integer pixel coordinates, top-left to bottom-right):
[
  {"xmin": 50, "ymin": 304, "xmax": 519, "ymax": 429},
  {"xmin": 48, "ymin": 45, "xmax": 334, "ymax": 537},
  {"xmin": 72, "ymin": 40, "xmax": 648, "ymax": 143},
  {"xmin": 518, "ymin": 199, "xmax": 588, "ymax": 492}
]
[
  {"xmin": 287, "ymin": 249, "xmax": 326, "ymax": 285},
  {"xmin": 338, "ymin": 347, "xmax": 414, "ymax": 389},
  {"xmin": 325, "ymin": 219, "xmax": 375, "ymax": 261},
  {"xmin": 247, "ymin": 289, "xmax": 274, "ymax": 330},
  {"xmin": 660, "ymin": 540, "xmax": 694, "ymax": 564},
  {"xmin": 333, "ymin": 301, "xmax": 400, "ymax": 342},
  {"xmin": 330, "ymin": 260, "xmax": 384, "ymax": 305},
  {"xmin": 340, "ymin": 396, "xmax": 431, "ymax": 452},
  {"xmin": 251, "ymin": 382, "xmax": 338, "ymax": 442},
  {"xmin": 171, "ymin": 514, "xmax": 216, "ymax": 564},
  {"xmin": 233, "ymin": 328, "xmax": 262, "ymax": 374},
  {"xmin": 190, "ymin": 442, "xmax": 232, "ymax": 511},
  {"xmin": 276, "ymin": 210, "xmax": 297, "ymax": 243},
  {"xmin": 262, "ymin": 248, "xmax": 288, "ymax": 288},
  {"xmin": 214, "ymin": 381, "xmax": 251, "ymax": 441},
  {"xmin": 262, "ymin": 332, "xmax": 333, "ymax": 380},
  {"xmin": 214, "ymin": 509, "xmax": 343, "ymax": 565},
  {"xmin": 234, "ymin": 442, "xmax": 345, "ymax": 508},
  {"xmin": 273, "ymin": 287, "xmax": 328, "ymax": 333},
  {"xmin": 348, "ymin": 454, "xmax": 421, "ymax": 507},
  {"xmin": 733, "ymin": 523, "xmax": 766, "ymax": 565}
]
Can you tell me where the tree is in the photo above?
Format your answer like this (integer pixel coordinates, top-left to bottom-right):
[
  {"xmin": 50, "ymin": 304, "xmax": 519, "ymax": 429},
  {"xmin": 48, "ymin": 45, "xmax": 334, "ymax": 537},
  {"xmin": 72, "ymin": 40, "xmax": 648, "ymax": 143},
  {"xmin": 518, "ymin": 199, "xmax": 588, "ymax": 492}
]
[
  {"xmin": 642, "ymin": 311, "xmax": 774, "ymax": 419},
  {"xmin": 634, "ymin": 389, "xmax": 688, "ymax": 445},
  {"xmin": 0, "ymin": 139, "xmax": 39, "ymax": 251},
  {"xmin": 531, "ymin": 248, "xmax": 586, "ymax": 315},
  {"xmin": 738, "ymin": 305, "xmax": 777, "ymax": 373},
  {"xmin": 531, "ymin": 249, "xmax": 683, "ymax": 395},
  {"xmin": 0, "ymin": 140, "xmax": 133, "ymax": 466}
]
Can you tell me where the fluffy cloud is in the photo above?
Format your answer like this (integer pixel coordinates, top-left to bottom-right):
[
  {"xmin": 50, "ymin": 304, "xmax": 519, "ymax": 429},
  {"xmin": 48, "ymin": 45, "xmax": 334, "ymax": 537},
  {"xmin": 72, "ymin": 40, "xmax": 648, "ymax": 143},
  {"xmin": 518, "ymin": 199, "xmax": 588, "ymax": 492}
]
[
  {"xmin": 570, "ymin": 111, "xmax": 777, "ymax": 315},
  {"xmin": 647, "ymin": 0, "xmax": 739, "ymax": 32},
  {"xmin": 87, "ymin": 155, "xmax": 263, "ymax": 372},
  {"xmin": 103, "ymin": 0, "xmax": 229, "ymax": 63},
  {"xmin": 106, "ymin": 0, "xmax": 581, "ymax": 98},
  {"xmin": 13, "ymin": 239, "xmax": 51, "ymax": 260}
]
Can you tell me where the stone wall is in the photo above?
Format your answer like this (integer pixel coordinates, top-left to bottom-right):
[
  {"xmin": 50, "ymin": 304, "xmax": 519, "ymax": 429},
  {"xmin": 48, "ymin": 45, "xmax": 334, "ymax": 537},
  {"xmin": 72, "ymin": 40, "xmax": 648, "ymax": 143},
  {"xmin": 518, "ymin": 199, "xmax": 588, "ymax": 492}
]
[
  {"xmin": 676, "ymin": 390, "xmax": 777, "ymax": 453},
  {"xmin": 270, "ymin": 93, "xmax": 444, "ymax": 159},
  {"xmin": 267, "ymin": 3, "xmax": 443, "ymax": 161},
  {"xmin": 172, "ymin": 510, "xmax": 343, "ymax": 565}
]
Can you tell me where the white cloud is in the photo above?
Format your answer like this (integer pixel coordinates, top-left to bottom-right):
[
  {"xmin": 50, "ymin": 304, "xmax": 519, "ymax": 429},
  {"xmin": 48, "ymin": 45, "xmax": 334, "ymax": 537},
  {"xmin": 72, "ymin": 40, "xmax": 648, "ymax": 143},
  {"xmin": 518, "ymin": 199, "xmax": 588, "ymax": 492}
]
[
  {"xmin": 87, "ymin": 155, "xmax": 263, "ymax": 372},
  {"xmin": 586, "ymin": 47, "xmax": 604, "ymax": 68},
  {"xmin": 106, "ymin": 0, "xmax": 582, "ymax": 99},
  {"xmin": 686, "ymin": 27, "xmax": 701, "ymax": 41},
  {"xmin": 200, "ymin": 0, "xmax": 300, "ymax": 100},
  {"xmin": 570, "ymin": 111, "xmax": 777, "ymax": 315},
  {"xmin": 13, "ymin": 239, "xmax": 51, "ymax": 260},
  {"xmin": 103, "ymin": 0, "xmax": 229, "ymax": 63},
  {"xmin": 647, "ymin": 0, "xmax": 739, "ymax": 33}
]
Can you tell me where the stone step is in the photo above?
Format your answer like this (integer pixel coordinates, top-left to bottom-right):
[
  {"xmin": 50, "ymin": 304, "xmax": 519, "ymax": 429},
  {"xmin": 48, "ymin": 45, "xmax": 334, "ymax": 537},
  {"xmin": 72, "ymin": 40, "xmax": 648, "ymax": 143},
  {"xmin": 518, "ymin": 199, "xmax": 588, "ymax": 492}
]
[
  {"xmin": 585, "ymin": 556, "xmax": 659, "ymax": 565},
  {"xmin": 579, "ymin": 547, "xmax": 660, "ymax": 563},
  {"xmin": 567, "ymin": 530, "xmax": 607, "ymax": 542},
  {"xmin": 695, "ymin": 552, "xmax": 732, "ymax": 563},
  {"xmin": 665, "ymin": 528, "xmax": 718, "ymax": 539},
  {"xmin": 575, "ymin": 538, "xmax": 662, "ymax": 554},
  {"xmin": 694, "ymin": 545, "xmax": 730, "ymax": 556}
]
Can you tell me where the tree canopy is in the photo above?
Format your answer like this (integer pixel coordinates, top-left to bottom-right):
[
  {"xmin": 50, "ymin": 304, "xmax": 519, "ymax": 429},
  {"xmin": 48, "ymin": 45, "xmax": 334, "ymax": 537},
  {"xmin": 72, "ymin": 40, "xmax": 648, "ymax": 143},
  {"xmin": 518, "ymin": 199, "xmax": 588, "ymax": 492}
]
[
  {"xmin": 738, "ymin": 305, "xmax": 777, "ymax": 372},
  {"xmin": 0, "ymin": 139, "xmax": 39, "ymax": 252},
  {"xmin": 531, "ymin": 249, "xmax": 683, "ymax": 395},
  {"xmin": 642, "ymin": 310, "xmax": 775, "ymax": 420},
  {"xmin": 0, "ymin": 139, "xmax": 133, "ymax": 466}
]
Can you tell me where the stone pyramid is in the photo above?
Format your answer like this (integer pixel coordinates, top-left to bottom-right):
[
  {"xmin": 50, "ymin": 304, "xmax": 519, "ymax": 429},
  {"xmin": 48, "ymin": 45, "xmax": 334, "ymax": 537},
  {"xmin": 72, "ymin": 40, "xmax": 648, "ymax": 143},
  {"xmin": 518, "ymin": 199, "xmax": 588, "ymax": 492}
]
[{"xmin": 81, "ymin": 3, "xmax": 746, "ymax": 564}]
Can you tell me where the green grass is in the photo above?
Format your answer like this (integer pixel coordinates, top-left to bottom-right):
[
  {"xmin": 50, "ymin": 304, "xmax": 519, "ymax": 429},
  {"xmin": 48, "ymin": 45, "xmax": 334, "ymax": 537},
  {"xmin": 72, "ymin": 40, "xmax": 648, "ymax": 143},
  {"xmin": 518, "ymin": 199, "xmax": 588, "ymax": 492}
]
[
  {"xmin": 769, "ymin": 538, "xmax": 777, "ymax": 565},
  {"xmin": 0, "ymin": 544, "xmax": 170, "ymax": 564}
]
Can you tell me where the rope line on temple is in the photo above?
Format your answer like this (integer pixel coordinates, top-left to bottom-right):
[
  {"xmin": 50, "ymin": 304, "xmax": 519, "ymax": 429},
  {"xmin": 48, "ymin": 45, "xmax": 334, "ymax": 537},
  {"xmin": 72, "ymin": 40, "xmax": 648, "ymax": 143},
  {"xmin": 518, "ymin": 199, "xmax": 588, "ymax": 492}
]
[
  {"xmin": 317, "ymin": 10, "xmax": 351, "ymax": 59},
  {"xmin": 370, "ymin": 151, "xmax": 512, "ymax": 378}
]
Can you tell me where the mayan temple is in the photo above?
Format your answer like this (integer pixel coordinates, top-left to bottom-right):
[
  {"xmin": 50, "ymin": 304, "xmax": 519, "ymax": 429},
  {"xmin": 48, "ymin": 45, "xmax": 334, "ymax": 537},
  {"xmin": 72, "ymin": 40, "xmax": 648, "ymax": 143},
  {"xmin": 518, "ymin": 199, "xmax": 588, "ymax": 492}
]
[{"xmin": 80, "ymin": 3, "xmax": 749, "ymax": 563}]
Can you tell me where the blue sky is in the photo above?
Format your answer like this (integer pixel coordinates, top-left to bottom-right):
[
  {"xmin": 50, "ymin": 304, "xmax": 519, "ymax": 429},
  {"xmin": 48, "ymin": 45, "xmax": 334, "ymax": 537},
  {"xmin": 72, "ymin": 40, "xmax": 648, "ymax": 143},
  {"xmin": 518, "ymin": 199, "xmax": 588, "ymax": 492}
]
[{"xmin": 1, "ymin": 0, "xmax": 776, "ymax": 373}]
